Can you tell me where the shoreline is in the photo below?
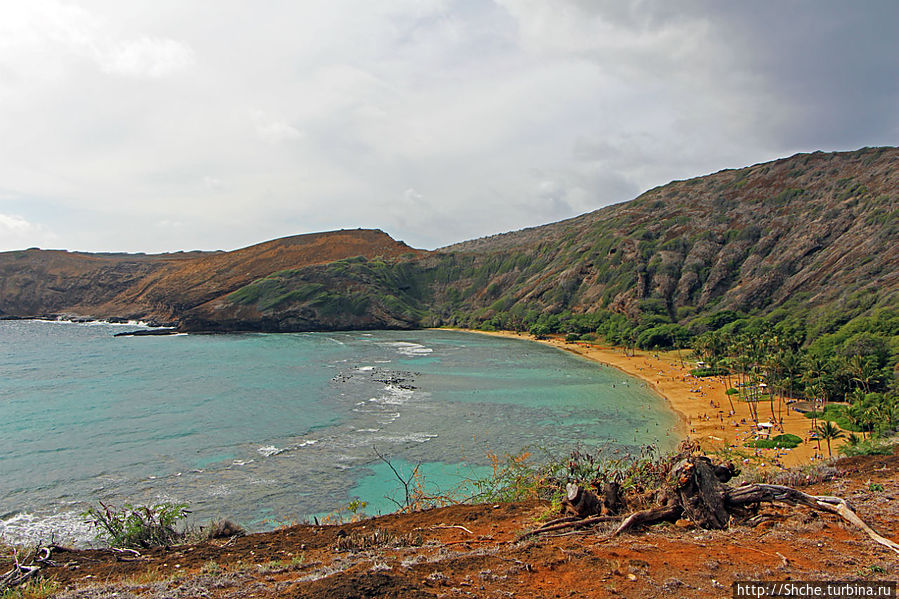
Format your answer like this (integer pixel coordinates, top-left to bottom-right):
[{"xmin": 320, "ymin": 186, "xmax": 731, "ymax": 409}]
[{"xmin": 453, "ymin": 329, "xmax": 821, "ymax": 468}]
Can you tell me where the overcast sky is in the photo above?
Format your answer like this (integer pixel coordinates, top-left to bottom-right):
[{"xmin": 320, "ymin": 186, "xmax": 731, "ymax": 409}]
[{"xmin": 1, "ymin": 1, "xmax": 896, "ymax": 253}]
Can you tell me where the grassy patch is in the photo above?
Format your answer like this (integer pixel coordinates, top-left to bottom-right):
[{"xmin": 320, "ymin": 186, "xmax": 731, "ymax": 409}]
[{"xmin": 744, "ymin": 434, "xmax": 802, "ymax": 449}]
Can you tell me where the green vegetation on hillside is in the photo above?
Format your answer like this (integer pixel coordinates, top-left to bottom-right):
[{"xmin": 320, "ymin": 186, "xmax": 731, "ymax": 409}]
[{"xmin": 210, "ymin": 149, "xmax": 898, "ymax": 400}]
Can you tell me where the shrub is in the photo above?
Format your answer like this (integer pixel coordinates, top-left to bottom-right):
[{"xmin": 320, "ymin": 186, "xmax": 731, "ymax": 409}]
[
  {"xmin": 82, "ymin": 501, "xmax": 190, "ymax": 548},
  {"xmin": 771, "ymin": 434, "xmax": 803, "ymax": 445},
  {"xmin": 469, "ymin": 443, "xmax": 680, "ymax": 507},
  {"xmin": 839, "ymin": 439, "xmax": 894, "ymax": 457},
  {"xmin": 744, "ymin": 434, "xmax": 802, "ymax": 449},
  {"xmin": 0, "ymin": 577, "xmax": 60, "ymax": 599},
  {"xmin": 204, "ymin": 519, "xmax": 246, "ymax": 539}
]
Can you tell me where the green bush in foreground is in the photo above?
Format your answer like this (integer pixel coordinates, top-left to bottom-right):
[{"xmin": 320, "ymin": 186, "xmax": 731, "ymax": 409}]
[
  {"xmin": 83, "ymin": 501, "xmax": 189, "ymax": 548},
  {"xmin": 468, "ymin": 443, "xmax": 678, "ymax": 506}
]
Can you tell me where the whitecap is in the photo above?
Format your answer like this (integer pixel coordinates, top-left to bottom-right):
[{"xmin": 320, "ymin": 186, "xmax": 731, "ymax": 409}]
[
  {"xmin": 378, "ymin": 412, "xmax": 401, "ymax": 424},
  {"xmin": 0, "ymin": 511, "xmax": 96, "ymax": 547},
  {"xmin": 383, "ymin": 341, "xmax": 434, "ymax": 357},
  {"xmin": 373, "ymin": 432, "xmax": 438, "ymax": 444},
  {"xmin": 258, "ymin": 445, "xmax": 285, "ymax": 457},
  {"xmin": 368, "ymin": 384, "xmax": 414, "ymax": 406},
  {"xmin": 206, "ymin": 484, "xmax": 232, "ymax": 497}
]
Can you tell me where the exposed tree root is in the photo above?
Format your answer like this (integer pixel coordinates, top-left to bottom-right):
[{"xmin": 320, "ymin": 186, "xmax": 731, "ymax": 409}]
[
  {"xmin": 726, "ymin": 483, "xmax": 899, "ymax": 554},
  {"xmin": 524, "ymin": 455, "xmax": 899, "ymax": 554}
]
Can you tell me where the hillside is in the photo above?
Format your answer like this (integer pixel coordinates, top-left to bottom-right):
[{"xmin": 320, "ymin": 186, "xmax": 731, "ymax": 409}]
[
  {"xmin": 2, "ymin": 147, "xmax": 897, "ymax": 339},
  {"xmin": 440, "ymin": 146, "xmax": 898, "ymax": 320},
  {"xmin": 189, "ymin": 147, "xmax": 897, "ymax": 340},
  {"xmin": 0, "ymin": 229, "xmax": 421, "ymax": 325}
]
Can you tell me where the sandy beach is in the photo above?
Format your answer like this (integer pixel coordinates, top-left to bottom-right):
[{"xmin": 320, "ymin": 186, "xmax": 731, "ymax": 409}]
[{"xmin": 459, "ymin": 329, "xmax": 826, "ymax": 468}]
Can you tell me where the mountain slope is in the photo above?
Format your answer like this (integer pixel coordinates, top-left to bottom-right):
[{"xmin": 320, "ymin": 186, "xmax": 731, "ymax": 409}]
[
  {"xmin": 2, "ymin": 147, "xmax": 896, "ymax": 337},
  {"xmin": 199, "ymin": 147, "xmax": 897, "ymax": 334},
  {"xmin": 0, "ymin": 229, "xmax": 421, "ymax": 323},
  {"xmin": 439, "ymin": 146, "xmax": 897, "ymax": 317}
]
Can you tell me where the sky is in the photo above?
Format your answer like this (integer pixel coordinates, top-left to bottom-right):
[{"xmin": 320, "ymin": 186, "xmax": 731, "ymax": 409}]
[{"xmin": 0, "ymin": 1, "xmax": 897, "ymax": 253}]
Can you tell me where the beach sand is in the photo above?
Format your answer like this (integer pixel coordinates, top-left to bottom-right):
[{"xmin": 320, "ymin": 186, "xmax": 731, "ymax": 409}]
[{"xmin": 459, "ymin": 329, "xmax": 828, "ymax": 468}]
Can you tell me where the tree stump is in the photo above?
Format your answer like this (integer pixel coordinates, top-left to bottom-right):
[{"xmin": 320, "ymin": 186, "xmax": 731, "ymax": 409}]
[
  {"xmin": 671, "ymin": 456, "xmax": 732, "ymax": 529},
  {"xmin": 563, "ymin": 483, "xmax": 602, "ymax": 517}
]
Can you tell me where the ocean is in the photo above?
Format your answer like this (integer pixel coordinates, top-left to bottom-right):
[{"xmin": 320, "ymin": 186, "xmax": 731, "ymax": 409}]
[{"xmin": 0, "ymin": 320, "xmax": 677, "ymax": 546}]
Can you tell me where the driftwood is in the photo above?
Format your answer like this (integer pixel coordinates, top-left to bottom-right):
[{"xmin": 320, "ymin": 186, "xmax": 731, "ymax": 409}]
[
  {"xmin": 0, "ymin": 546, "xmax": 54, "ymax": 593},
  {"xmin": 527, "ymin": 455, "xmax": 899, "ymax": 554},
  {"xmin": 671, "ymin": 457, "xmax": 736, "ymax": 529}
]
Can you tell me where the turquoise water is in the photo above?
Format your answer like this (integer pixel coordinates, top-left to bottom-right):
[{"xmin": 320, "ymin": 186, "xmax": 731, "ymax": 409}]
[{"xmin": 0, "ymin": 320, "xmax": 677, "ymax": 545}]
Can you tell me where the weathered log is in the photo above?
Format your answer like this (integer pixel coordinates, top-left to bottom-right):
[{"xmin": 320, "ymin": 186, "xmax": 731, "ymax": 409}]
[
  {"xmin": 713, "ymin": 462, "xmax": 738, "ymax": 483},
  {"xmin": 523, "ymin": 514, "xmax": 623, "ymax": 538},
  {"xmin": 562, "ymin": 481, "xmax": 626, "ymax": 518},
  {"xmin": 613, "ymin": 504, "xmax": 683, "ymax": 536},
  {"xmin": 601, "ymin": 481, "xmax": 625, "ymax": 515},
  {"xmin": 526, "ymin": 454, "xmax": 898, "ymax": 556}
]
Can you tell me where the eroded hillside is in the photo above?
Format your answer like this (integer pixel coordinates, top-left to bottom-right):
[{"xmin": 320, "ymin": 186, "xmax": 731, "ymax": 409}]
[
  {"xmin": 0, "ymin": 229, "xmax": 421, "ymax": 324},
  {"xmin": 2, "ymin": 147, "xmax": 897, "ymax": 334},
  {"xmin": 190, "ymin": 147, "xmax": 897, "ymax": 333}
]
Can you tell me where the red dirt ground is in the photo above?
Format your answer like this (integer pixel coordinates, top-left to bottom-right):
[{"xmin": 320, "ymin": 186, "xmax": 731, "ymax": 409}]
[{"xmin": 29, "ymin": 451, "xmax": 899, "ymax": 598}]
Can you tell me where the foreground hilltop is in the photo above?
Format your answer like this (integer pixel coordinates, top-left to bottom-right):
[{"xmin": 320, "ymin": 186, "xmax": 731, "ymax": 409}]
[
  {"xmin": 25, "ymin": 450, "xmax": 899, "ymax": 598},
  {"xmin": 1, "ymin": 147, "xmax": 897, "ymax": 334}
]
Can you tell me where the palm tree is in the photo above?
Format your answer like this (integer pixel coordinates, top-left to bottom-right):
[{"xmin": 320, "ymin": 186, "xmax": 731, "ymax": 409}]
[
  {"xmin": 814, "ymin": 421, "xmax": 845, "ymax": 459},
  {"xmin": 780, "ymin": 349, "xmax": 802, "ymax": 405},
  {"xmin": 806, "ymin": 381, "xmax": 824, "ymax": 429},
  {"xmin": 848, "ymin": 355, "xmax": 879, "ymax": 394}
]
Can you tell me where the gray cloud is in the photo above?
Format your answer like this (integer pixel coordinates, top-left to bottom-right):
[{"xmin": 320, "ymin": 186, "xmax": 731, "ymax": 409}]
[{"xmin": 0, "ymin": 1, "xmax": 895, "ymax": 252}]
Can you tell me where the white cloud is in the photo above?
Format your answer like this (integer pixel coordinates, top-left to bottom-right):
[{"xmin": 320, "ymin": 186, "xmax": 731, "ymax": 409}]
[
  {"xmin": 203, "ymin": 176, "xmax": 223, "ymax": 191},
  {"xmin": 403, "ymin": 188, "xmax": 423, "ymax": 203},
  {"xmin": 0, "ymin": 214, "xmax": 57, "ymax": 250},
  {"xmin": 250, "ymin": 110, "xmax": 304, "ymax": 143},
  {"xmin": 96, "ymin": 37, "xmax": 194, "ymax": 78},
  {"xmin": 0, "ymin": 213, "xmax": 35, "ymax": 232},
  {"xmin": 0, "ymin": 1, "xmax": 894, "ymax": 253},
  {"xmin": 0, "ymin": 1, "xmax": 194, "ymax": 81}
]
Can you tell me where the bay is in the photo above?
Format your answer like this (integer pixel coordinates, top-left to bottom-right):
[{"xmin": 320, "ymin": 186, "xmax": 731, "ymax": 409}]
[{"xmin": 0, "ymin": 320, "xmax": 677, "ymax": 545}]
